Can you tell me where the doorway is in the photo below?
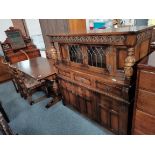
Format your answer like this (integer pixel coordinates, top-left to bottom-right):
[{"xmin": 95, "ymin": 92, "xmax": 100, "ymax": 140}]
[{"xmin": 24, "ymin": 19, "xmax": 46, "ymax": 57}]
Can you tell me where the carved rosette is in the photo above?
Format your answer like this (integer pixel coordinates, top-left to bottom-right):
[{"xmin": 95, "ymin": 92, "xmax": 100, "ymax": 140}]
[
  {"xmin": 46, "ymin": 46, "xmax": 58, "ymax": 61},
  {"xmin": 124, "ymin": 48, "xmax": 136, "ymax": 79}
]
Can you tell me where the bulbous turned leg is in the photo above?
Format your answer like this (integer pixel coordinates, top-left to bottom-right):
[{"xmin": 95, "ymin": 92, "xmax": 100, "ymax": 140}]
[{"xmin": 46, "ymin": 80, "xmax": 61, "ymax": 108}]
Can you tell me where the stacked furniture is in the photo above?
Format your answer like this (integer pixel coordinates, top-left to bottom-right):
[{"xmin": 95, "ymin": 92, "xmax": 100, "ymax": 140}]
[
  {"xmin": 132, "ymin": 51, "xmax": 155, "ymax": 134},
  {"xmin": 48, "ymin": 26, "xmax": 154, "ymax": 134},
  {"xmin": 0, "ymin": 27, "xmax": 41, "ymax": 64}
]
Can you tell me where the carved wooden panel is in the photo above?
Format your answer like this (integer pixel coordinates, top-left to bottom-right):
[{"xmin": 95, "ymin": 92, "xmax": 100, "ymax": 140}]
[
  {"xmin": 97, "ymin": 95, "xmax": 119, "ymax": 134},
  {"xmin": 134, "ymin": 110, "xmax": 155, "ymax": 134},
  {"xmin": 50, "ymin": 35, "xmax": 126, "ymax": 45},
  {"xmin": 137, "ymin": 89, "xmax": 155, "ymax": 115},
  {"xmin": 59, "ymin": 78, "xmax": 96, "ymax": 119},
  {"xmin": 139, "ymin": 70, "xmax": 155, "ymax": 92},
  {"xmin": 116, "ymin": 47, "xmax": 128, "ymax": 70},
  {"xmin": 51, "ymin": 26, "xmax": 155, "ymax": 135}
]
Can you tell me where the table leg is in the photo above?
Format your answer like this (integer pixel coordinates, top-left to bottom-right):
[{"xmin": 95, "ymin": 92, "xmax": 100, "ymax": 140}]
[{"xmin": 46, "ymin": 80, "xmax": 61, "ymax": 108}]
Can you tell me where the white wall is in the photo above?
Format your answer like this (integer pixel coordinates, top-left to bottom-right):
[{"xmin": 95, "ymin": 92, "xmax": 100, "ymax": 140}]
[
  {"xmin": 0, "ymin": 19, "xmax": 13, "ymax": 42},
  {"xmin": 24, "ymin": 19, "xmax": 45, "ymax": 50},
  {"xmin": 0, "ymin": 19, "xmax": 13, "ymax": 52},
  {"xmin": 25, "ymin": 19, "xmax": 42, "ymax": 36}
]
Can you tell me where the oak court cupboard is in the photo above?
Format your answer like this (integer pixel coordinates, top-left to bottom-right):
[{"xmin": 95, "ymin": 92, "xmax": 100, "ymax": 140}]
[{"xmin": 46, "ymin": 26, "xmax": 154, "ymax": 134}]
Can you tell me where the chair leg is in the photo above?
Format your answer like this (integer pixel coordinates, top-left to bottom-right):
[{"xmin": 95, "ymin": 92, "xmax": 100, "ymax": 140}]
[
  {"xmin": 12, "ymin": 79, "xmax": 19, "ymax": 93},
  {"xmin": 0, "ymin": 103, "xmax": 10, "ymax": 123},
  {"xmin": 0, "ymin": 113, "xmax": 13, "ymax": 135}
]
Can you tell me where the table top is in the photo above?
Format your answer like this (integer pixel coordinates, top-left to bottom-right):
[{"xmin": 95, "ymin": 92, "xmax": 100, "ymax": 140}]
[
  {"xmin": 13, "ymin": 57, "xmax": 56, "ymax": 80},
  {"xmin": 48, "ymin": 26, "xmax": 155, "ymax": 36}
]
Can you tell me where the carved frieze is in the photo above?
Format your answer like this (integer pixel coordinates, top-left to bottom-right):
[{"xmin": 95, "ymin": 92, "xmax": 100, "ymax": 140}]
[
  {"xmin": 50, "ymin": 35, "xmax": 126, "ymax": 44},
  {"xmin": 137, "ymin": 30, "xmax": 152, "ymax": 44}
]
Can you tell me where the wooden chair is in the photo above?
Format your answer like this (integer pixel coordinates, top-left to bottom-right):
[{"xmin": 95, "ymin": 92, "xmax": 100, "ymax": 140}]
[
  {"xmin": 0, "ymin": 112, "xmax": 13, "ymax": 135},
  {"xmin": 1, "ymin": 58, "xmax": 20, "ymax": 93},
  {"xmin": 8, "ymin": 64, "xmax": 23, "ymax": 94},
  {"xmin": 10, "ymin": 66, "xmax": 48, "ymax": 105},
  {"xmin": 0, "ymin": 102, "xmax": 13, "ymax": 135}
]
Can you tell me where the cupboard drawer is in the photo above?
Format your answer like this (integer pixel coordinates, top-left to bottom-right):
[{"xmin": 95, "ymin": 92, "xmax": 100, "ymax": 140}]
[
  {"xmin": 74, "ymin": 73, "xmax": 91, "ymax": 86},
  {"xmin": 58, "ymin": 69, "xmax": 71, "ymax": 78},
  {"xmin": 139, "ymin": 70, "xmax": 155, "ymax": 92},
  {"xmin": 137, "ymin": 89, "xmax": 155, "ymax": 115},
  {"xmin": 96, "ymin": 80, "xmax": 122, "ymax": 98},
  {"xmin": 134, "ymin": 110, "xmax": 155, "ymax": 134}
]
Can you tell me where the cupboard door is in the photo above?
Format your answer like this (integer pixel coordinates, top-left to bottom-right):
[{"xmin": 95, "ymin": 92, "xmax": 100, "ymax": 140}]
[
  {"xmin": 110, "ymin": 109, "xmax": 119, "ymax": 133},
  {"xmin": 78, "ymin": 96, "xmax": 87, "ymax": 114},
  {"xmin": 62, "ymin": 88, "xmax": 70, "ymax": 105},
  {"xmin": 59, "ymin": 78, "xmax": 96, "ymax": 121},
  {"xmin": 97, "ymin": 94, "xmax": 122, "ymax": 134},
  {"xmin": 85, "ymin": 89, "xmax": 95, "ymax": 119},
  {"xmin": 86, "ymin": 99, "xmax": 94, "ymax": 119},
  {"xmin": 99, "ymin": 105, "xmax": 109, "ymax": 127},
  {"xmin": 68, "ymin": 91, "xmax": 77, "ymax": 108}
]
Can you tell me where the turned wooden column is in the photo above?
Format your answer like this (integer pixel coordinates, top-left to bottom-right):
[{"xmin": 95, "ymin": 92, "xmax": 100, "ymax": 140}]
[
  {"xmin": 124, "ymin": 48, "xmax": 136, "ymax": 79},
  {"xmin": 45, "ymin": 45, "xmax": 61, "ymax": 108}
]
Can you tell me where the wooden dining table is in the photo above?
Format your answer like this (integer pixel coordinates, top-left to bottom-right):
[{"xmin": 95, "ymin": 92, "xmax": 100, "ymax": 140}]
[{"xmin": 12, "ymin": 57, "xmax": 61, "ymax": 108}]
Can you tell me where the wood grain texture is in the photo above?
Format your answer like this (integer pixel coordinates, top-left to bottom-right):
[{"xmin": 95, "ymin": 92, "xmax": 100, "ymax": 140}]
[
  {"xmin": 132, "ymin": 51, "xmax": 155, "ymax": 135},
  {"xmin": 68, "ymin": 19, "xmax": 86, "ymax": 33},
  {"xmin": 13, "ymin": 57, "xmax": 56, "ymax": 80},
  {"xmin": 0, "ymin": 56, "xmax": 11, "ymax": 83},
  {"xmin": 49, "ymin": 26, "xmax": 154, "ymax": 135}
]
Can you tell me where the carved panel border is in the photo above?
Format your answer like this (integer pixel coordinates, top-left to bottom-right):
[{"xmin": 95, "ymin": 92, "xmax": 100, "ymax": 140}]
[
  {"xmin": 137, "ymin": 30, "xmax": 152, "ymax": 44},
  {"xmin": 50, "ymin": 35, "xmax": 126, "ymax": 45}
]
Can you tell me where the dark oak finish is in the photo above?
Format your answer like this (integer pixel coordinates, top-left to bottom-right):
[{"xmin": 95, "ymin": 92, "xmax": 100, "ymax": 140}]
[
  {"xmin": 68, "ymin": 19, "xmax": 86, "ymax": 33},
  {"xmin": 0, "ymin": 27, "xmax": 41, "ymax": 64},
  {"xmin": 48, "ymin": 26, "xmax": 154, "ymax": 134},
  {"xmin": 132, "ymin": 51, "xmax": 155, "ymax": 135},
  {"xmin": 13, "ymin": 57, "xmax": 60, "ymax": 107},
  {"xmin": 13, "ymin": 57, "xmax": 56, "ymax": 80},
  {"xmin": 0, "ymin": 56, "xmax": 11, "ymax": 83}
]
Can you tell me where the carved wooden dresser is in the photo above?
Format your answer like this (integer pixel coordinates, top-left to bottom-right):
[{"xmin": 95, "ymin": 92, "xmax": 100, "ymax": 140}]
[
  {"xmin": 132, "ymin": 51, "xmax": 155, "ymax": 134},
  {"xmin": 48, "ymin": 26, "xmax": 154, "ymax": 134},
  {"xmin": 0, "ymin": 27, "xmax": 41, "ymax": 64}
]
